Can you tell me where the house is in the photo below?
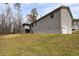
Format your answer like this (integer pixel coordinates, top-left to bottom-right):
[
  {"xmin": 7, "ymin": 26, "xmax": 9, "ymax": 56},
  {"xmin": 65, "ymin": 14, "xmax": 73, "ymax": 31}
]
[
  {"xmin": 23, "ymin": 6, "xmax": 74, "ymax": 34},
  {"xmin": 72, "ymin": 19, "xmax": 79, "ymax": 30}
]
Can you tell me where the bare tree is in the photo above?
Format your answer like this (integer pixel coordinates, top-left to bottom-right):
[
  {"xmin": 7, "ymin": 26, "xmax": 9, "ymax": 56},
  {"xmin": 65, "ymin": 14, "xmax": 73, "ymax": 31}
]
[
  {"xmin": 0, "ymin": 3, "xmax": 13, "ymax": 34},
  {"xmin": 0, "ymin": 13, "xmax": 6, "ymax": 34},
  {"xmin": 13, "ymin": 3, "xmax": 23, "ymax": 33},
  {"xmin": 5, "ymin": 3, "xmax": 13, "ymax": 34},
  {"xmin": 0, "ymin": 3, "xmax": 23, "ymax": 34}
]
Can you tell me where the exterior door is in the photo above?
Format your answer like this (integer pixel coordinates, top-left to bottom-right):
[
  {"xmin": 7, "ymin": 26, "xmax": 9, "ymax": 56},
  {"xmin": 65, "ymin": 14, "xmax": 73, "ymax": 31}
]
[
  {"xmin": 25, "ymin": 29, "xmax": 30, "ymax": 33},
  {"xmin": 62, "ymin": 26, "xmax": 67, "ymax": 34}
]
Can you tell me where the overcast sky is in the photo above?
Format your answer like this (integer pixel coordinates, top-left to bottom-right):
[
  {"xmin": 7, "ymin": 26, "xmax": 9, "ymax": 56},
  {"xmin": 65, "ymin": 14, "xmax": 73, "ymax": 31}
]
[{"xmin": 0, "ymin": 3, "xmax": 79, "ymax": 21}]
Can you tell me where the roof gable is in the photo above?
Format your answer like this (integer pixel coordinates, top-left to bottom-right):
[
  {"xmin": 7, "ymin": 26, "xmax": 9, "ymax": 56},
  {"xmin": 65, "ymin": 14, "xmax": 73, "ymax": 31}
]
[{"xmin": 31, "ymin": 5, "xmax": 73, "ymax": 25}]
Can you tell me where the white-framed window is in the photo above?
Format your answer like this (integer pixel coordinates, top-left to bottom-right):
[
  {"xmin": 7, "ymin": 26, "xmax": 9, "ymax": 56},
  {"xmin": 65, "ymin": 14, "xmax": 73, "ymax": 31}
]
[{"xmin": 24, "ymin": 26, "xmax": 30, "ymax": 29}]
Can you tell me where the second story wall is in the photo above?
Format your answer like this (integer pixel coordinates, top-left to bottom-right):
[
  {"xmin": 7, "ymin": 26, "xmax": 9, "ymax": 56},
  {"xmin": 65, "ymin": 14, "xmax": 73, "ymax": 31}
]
[
  {"xmin": 61, "ymin": 7, "xmax": 72, "ymax": 34},
  {"xmin": 31, "ymin": 9, "xmax": 61, "ymax": 34}
]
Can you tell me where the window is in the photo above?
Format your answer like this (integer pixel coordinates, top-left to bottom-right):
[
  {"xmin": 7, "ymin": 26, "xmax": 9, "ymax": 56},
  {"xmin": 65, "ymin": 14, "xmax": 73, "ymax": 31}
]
[{"xmin": 50, "ymin": 14, "xmax": 54, "ymax": 18}]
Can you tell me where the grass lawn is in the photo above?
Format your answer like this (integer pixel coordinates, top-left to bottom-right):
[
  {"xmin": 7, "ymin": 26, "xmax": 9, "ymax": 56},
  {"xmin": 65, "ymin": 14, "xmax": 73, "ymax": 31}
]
[{"xmin": 0, "ymin": 33, "xmax": 79, "ymax": 56}]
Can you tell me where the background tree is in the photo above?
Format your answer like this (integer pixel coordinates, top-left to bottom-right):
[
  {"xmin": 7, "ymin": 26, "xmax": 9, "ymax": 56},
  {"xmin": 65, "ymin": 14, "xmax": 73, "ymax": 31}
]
[
  {"xmin": 0, "ymin": 3, "xmax": 13, "ymax": 34},
  {"xmin": 0, "ymin": 3, "xmax": 23, "ymax": 34},
  {"xmin": 0, "ymin": 13, "xmax": 6, "ymax": 34},
  {"xmin": 31, "ymin": 8, "xmax": 38, "ymax": 22},
  {"xmin": 13, "ymin": 3, "xmax": 23, "ymax": 33},
  {"xmin": 27, "ymin": 8, "xmax": 38, "ymax": 23},
  {"xmin": 5, "ymin": 3, "xmax": 13, "ymax": 34}
]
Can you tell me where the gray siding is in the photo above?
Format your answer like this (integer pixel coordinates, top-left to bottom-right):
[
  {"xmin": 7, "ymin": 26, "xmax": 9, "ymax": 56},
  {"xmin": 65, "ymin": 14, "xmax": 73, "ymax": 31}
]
[
  {"xmin": 61, "ymin": 8, "xmax": 72, "ymax": 34},
  {"xmin": 31, "ymin": 10, "xmax": 61, "ymax": 34}
]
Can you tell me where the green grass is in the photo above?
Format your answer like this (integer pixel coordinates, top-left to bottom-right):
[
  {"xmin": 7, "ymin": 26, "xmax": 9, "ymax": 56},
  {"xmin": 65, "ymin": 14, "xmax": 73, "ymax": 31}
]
[{"xmin": 0, "ymin": 33, "xmax": 79, "ymax": 56}]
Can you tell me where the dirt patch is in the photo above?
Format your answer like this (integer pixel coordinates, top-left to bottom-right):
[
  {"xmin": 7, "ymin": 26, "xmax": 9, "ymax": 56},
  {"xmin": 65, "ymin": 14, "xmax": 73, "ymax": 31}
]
[{"xmin": 0, "ymin": 34, "xmax": 21, "ymax": 39}]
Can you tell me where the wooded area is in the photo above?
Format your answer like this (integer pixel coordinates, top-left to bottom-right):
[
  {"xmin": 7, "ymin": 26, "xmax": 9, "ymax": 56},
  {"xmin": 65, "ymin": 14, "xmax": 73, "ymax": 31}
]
[
  {"xmin": 0, "ymin": 3, "xmax": 38, "ymax": 34},
  {"xmin": 0, "ymin": 3, "xmax": 23, "ymax": 34}
]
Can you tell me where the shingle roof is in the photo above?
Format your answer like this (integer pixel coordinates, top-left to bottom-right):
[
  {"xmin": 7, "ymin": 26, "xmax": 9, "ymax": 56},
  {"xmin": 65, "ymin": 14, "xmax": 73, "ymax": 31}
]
[{"xmin": 73, "ymin": 19, "xmax": 79, "ymax": 21}]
